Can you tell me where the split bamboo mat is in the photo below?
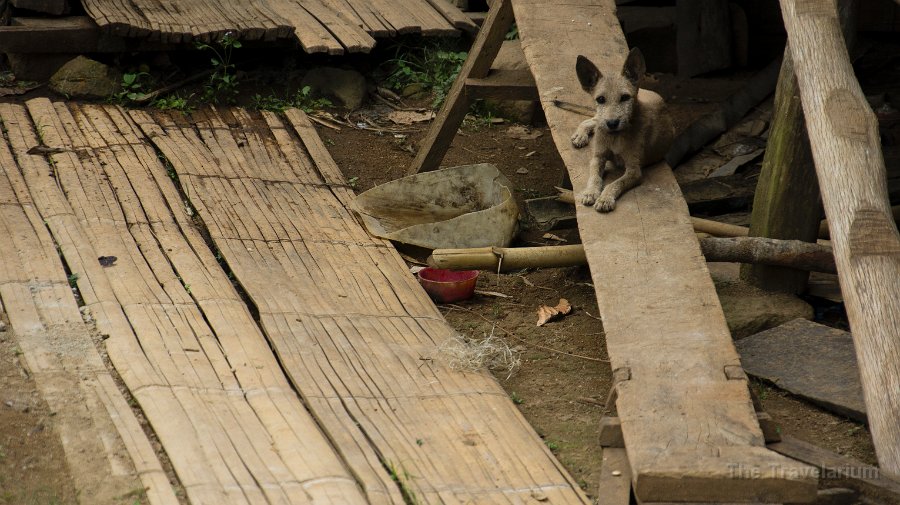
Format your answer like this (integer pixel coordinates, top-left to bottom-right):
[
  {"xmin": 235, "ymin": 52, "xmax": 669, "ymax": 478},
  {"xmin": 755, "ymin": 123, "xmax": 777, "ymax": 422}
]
[
  {"xmin": 0, "ymin": 98, "xmax": 589, "ymax": 504},
  {"xmin": 79, "ymin": 0, "xmax": 477, "ymax": 52}
]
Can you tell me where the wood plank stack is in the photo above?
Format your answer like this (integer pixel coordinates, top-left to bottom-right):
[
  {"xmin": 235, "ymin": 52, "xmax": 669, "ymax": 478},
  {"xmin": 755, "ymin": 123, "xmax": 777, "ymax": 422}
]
[{"xmin": 77, "ymin": 0, "xmax": 477, "ymax": 52}]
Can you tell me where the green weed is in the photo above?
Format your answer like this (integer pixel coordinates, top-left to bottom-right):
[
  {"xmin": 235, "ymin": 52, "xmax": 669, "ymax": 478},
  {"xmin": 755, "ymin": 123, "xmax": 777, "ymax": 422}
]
[
  {"xmin": 153, "ymin": 94, "xmax": 194, "ymax": 113},
  {"xmin": 195, "ymin": 32, "xmax": 242, "ymax": 104},
  {"xmin": 380, "ymin": 41, "xmax": 468, "ymax": 108},
  {"xmin": 251, "ymin": 86, "xmax": 332, "ymax": 114},
  {"xmin": 116, "ymin": 72, "xmax": 152, "ymax": 103}
]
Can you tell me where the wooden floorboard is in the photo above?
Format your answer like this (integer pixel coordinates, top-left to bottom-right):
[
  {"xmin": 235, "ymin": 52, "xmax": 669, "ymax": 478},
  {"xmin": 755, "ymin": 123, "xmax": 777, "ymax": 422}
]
[
  {"xmin": 76, "ymin": 0, "xmax": 475, "ymax": 50},
  {"xmin": 510, "ymin": 0, "xmax": 818, "ymax": 502},
  {"xmin": 130, "ymin": 105, "xmax": 591, "ymax": 505},
  {"xmin": 0, "ymin": 104, "xmax": 179, "ymax": 504},
  {"xmin": 7, "ymin": 98, "xmax": 370, "ymax": 505}
]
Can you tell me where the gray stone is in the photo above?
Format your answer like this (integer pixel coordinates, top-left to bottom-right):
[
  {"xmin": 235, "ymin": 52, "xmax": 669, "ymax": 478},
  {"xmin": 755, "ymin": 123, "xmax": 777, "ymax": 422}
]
[
  {"xmin": 301, "ymin": 67, "xmax": 367, "ymax": 110},
  {"xmin": 715, "ymin": 280, "xmax": 813, "ymax": 339},
  {"xmin": 487, "ymin": 40, "xmax": 538, "ymax": 124},
  {"xmin": 49, "ymin": 56, "xmax": 122, "ymax": 99},
  {"xmin": 737, "ymin": 319, "xmax": 866, "ymax": 422}
]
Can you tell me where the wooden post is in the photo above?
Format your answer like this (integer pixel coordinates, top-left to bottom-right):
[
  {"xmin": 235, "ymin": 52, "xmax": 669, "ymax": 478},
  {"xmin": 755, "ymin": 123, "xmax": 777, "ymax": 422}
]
[
  {"xmin": 408, "ymin": 0, "xmax": 514, "ymax": 174},
  {"xmin": 780, "ymin": 0, "xmax": 900, "ymax": 478},
  {"xmin": 743, "ymin": 1, "xmax": 856, "ymax": 294},
  {"xmin": 741, "ymin": 50, "xmax": 821, "ymax": 294}
]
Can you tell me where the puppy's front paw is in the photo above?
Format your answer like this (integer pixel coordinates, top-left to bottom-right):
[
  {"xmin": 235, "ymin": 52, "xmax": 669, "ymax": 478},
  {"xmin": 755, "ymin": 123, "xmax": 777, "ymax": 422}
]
[
  {"xmin": 571, "ymin": 131, "xmax": 590, "ymax": 148},
  {"xmin": 594, "ymin": 194, "xmax": 616, "ymax": 213},
  {"xmin": 579, "ymin": 189, "xmax": 600, "ymax": 206}
]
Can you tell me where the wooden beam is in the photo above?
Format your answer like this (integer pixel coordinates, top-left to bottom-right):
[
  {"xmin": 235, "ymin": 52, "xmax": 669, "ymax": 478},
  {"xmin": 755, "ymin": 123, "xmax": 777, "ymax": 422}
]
[
  {"xmin": 769, "ymin": 436, "xmax": 900, "ymax": 505},
  {"xmin": 510, "ymin": 1, "xmax": 817, "ymax": 501},
  {"xmin": 742, "ymin": 49, "xmax": 821, "ymax": 294},
  {"xmin": 465, "ymin": 68, "xmax": 538, "ymax": 100},
  {"xmin": 408, "ymin": 0, "xmax": 515, "ymax": 174},
  {"xmin": 780, "ymin": 0, "xmax": 900, "ymax": 477}
]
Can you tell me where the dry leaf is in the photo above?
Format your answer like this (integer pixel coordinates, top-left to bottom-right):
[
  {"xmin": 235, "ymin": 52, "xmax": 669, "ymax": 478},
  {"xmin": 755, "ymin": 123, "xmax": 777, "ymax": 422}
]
[
  {"xmin": 536, "ymin": 298, "xmax": 572, "ymax": 326},
  {"xmin": 542, "ymin": 233, "xmax": 566, "ymax": 242},
  {"xmin": 387, "ymin": 110, "xmax": 435, "ymax": 125}
]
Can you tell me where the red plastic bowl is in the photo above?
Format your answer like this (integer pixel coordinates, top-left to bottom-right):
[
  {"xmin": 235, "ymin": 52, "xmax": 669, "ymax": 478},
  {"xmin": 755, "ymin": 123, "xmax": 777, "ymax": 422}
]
[{"xmin": 417, "ymin": 268, "xmax": 479, "ymax": 303}]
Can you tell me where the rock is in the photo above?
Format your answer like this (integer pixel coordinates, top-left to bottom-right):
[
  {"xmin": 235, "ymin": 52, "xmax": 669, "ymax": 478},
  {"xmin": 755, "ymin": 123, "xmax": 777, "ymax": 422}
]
[
  {"xmin": 301, "ymin": 67, "xmax": 367, "ymax": 110},
  {"xmin": 487, "ymin": 40, "xmax": 538, "ymax": 124},
  {"xmin": 49, "ymin": 56, "xmax": 122, "ymax": 99},
  {"xmin": 715, "ymin": 280, "xmax": 813, "ymax": 339}
]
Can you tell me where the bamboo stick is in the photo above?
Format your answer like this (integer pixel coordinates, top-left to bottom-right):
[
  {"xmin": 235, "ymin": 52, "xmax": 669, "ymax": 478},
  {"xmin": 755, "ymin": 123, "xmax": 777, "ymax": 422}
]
[{"xmin": 429, "ymin": 237, "xmax": 836, "ymax": 273}]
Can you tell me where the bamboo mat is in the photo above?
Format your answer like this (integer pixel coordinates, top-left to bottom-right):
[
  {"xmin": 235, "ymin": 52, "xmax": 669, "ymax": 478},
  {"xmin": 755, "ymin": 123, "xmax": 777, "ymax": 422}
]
[
  {"xmin": 0, "ymin": 99, "xmax": 589, "ymax": 504},
  {"xmin": 79, "ymin": 0, "xmax": 477, "ymax": 52},
  {"xmin": 0, "ymin": 105, "xmax": 178, "ymax": 505}
]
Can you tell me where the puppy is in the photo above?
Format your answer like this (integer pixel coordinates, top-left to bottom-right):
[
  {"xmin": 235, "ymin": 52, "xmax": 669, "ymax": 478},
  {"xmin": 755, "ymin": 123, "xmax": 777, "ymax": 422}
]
[{"xmin": 570, "ymin": 48, "xmax": 673, "ymax": 212}]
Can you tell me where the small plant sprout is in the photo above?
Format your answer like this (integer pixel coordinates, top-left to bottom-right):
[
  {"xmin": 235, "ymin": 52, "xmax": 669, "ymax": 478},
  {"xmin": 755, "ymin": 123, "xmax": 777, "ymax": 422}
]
[{"xmin": 196, "ymin": 32, "xmax": 242, "ymax": 104}]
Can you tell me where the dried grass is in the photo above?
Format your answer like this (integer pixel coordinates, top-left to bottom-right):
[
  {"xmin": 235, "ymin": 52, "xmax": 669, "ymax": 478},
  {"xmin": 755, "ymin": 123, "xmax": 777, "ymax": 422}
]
[{"xmin": 438, "ymin": 327, "xmax": 521, "ymax": 379}]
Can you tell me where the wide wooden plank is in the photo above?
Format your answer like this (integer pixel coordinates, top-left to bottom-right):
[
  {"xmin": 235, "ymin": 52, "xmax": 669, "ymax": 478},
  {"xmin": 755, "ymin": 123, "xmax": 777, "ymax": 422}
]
[
  {"xmin": 0, "ymin": 105, "xmax": 178, "ymax": 504},
  {"xmin": 13, "ymin": 99, "xmax": 368, "ymax": 505},
  {"xmin": 780, "ymin": 0, "xmax": 900, "ymax": 478},
  {"xmin": 510, "ymin": 0, "xmax": 817, "ymax": 502},
  {"xmin": 132, "ymin": 105, "xmax": 592, "ymax": 505}
]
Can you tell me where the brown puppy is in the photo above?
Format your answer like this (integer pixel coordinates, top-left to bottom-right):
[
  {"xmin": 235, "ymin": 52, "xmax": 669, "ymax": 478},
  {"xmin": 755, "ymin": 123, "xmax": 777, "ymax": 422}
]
[{"xmin": 570, "ymin": 48, "xmax": 673, "ymax": 212}]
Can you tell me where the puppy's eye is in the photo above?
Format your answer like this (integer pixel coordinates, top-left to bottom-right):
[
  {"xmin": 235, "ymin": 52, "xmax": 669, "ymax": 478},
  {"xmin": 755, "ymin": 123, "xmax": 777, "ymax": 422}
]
[
  {"xmin": 620, "ymin": 94, "xmax": 632, "ymax": 102},
  {"xmin": 596, "ymin": 96, "xmax": 606, "ymax": 104}
]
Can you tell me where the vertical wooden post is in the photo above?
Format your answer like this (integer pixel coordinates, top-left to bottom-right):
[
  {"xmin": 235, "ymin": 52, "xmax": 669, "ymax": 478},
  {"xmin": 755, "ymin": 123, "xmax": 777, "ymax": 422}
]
[
  {"xmin": 408, "ymin": 0, "xmax": 514, "ymax": 174},
  {"xmin": 742, "ymin": 0, "xmax": 856, "ymax": 294},
  {"xmin": 741, "ymin": 51, "xmax": 821, "ymax": 294},
  {"xmin": 780, "ymin": 0, "xmax": 900, "ymax": 478}
]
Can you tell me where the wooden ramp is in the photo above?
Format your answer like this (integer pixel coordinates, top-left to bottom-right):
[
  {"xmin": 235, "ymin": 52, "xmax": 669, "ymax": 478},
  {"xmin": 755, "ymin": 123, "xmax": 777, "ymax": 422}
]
[
  {"xmin": 1, "ymin": 98, "xmax": 589, "ymax": 504},
  {"xmin": 78, "ymin": 0, "xmax": 476, "ymax": 52},
  {"xmin": 509, "ymin": 0, "xmax": 818, "ymax": 502}
]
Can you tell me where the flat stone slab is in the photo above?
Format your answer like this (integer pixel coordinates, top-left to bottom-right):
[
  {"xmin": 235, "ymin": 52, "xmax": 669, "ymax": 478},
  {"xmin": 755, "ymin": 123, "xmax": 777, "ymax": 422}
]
[{"xmin": 737, "ymin": 318, "xmax": 866, "ymax": 422}]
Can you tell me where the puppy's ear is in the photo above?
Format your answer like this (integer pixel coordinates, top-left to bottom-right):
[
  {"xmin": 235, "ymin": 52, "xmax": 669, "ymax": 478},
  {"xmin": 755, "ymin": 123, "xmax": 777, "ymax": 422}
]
[
  {"xmin": 622, "ymin": 48, "xmax": 646, "ymax": 85},
  {"xmin": 576, "ymin": 55, "xmax": 602, "ymax": 92}
]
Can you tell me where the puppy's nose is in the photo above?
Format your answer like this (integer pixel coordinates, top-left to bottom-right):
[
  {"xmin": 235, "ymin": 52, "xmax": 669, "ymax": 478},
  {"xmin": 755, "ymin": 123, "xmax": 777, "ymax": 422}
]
[{"xmin": 606, "ymin": 119, "xmax": 620, "ymax": 130}]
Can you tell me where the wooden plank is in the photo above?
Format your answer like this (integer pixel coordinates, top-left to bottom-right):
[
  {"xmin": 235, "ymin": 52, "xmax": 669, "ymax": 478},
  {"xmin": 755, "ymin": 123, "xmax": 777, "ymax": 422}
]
[
  {"xmin": 16, "ymin": 99, "xmax": 368, "ymax": 504},
  {"xmin": 597, "ymin": 447, "xmax": 632, "ymax": 505},
  {"xmin": 770, "ymin": 436, "xmax": 900, "ymax": 505},
  {"xmin": 780, "ymin": 0, "xmax": 900, "ymax": 478},
  {"xmin": 10, "ymin": 0, "xmax": 69, "ymax": 16},
  {"xmin": 422, "ymin": 0, "xmax": 479, "ymax": 34},
  {"xmin": 298, "ymin": 0, "xmax": 376, "ymax": 53},
  {"xmin": 267, "ymin": 0, "xmax": 344, "ymax": 54},
  {"xmin": 0, "ymin": 104, "xmax": 179, "ymax": 505},
  {"xmin": 134, "ymin": 105, "xmax": 593, "ymax": 505},
  {"xmin": 465, "ymin": 68, "xmax": 539, "ymax": 100},
  {"xmin": 409, "ymin": 0, "xmax": 515, "ymax": 173},
  {"xmin": 510, "ymin": 0, "xmax": 818, "ymax": 502}
]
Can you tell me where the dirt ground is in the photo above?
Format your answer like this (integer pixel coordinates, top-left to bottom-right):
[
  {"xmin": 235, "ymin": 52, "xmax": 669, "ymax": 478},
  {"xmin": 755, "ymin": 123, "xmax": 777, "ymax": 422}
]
[
  {"xmin": 0, "ymin": 322, "xmax": 78, "ymax": 505},
  {"xmin": 0, "ymin": 39, "xmax": 889, "ymax": 504}
]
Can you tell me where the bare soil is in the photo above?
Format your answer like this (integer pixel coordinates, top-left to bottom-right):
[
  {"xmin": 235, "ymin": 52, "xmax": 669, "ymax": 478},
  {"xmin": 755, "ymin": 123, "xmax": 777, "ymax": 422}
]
[{"xmin": 0, "ymin": 324, "xmax": 78, "ymax": 505}]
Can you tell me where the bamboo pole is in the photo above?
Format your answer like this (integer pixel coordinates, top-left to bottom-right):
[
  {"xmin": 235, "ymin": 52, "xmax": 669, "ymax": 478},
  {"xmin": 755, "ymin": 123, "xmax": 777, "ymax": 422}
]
[{"xmin": 429, "ymin": 237, "xmax": 836, "ymax": 273}]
